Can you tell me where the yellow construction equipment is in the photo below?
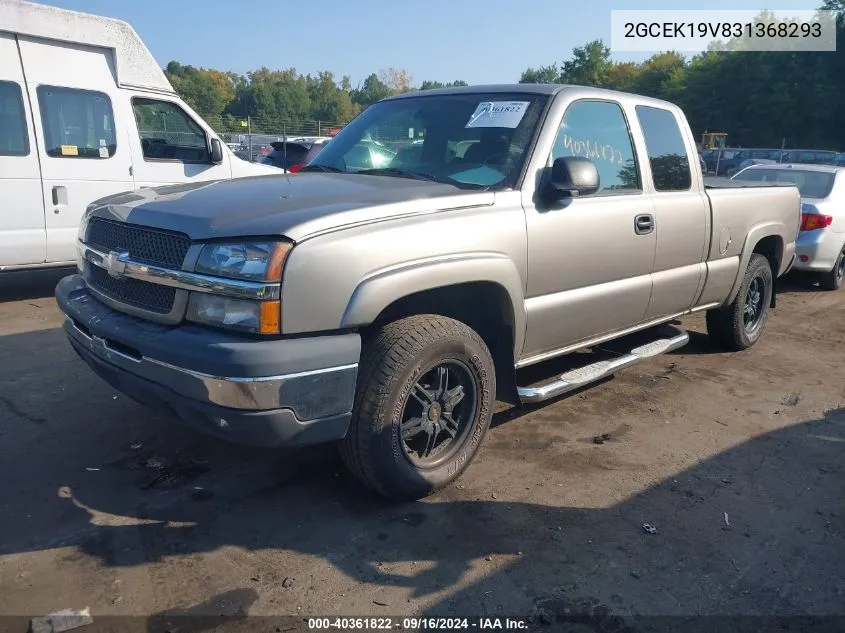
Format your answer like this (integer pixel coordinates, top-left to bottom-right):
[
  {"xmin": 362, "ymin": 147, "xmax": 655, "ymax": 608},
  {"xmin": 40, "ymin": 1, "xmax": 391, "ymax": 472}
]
[{"xmin": 701, "ymin": 132, "xmax": 728, "ymax": 150}]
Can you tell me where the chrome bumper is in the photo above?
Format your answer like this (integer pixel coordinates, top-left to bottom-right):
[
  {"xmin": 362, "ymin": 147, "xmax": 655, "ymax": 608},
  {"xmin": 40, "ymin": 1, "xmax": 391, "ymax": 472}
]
[{"xmin": 65, "ymin": 316, "xmax": 358, "ymax": 421}]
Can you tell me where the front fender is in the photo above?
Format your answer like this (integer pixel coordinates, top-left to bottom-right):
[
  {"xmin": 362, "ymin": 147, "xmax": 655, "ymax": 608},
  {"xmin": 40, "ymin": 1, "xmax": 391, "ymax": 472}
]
[
  {"xmin": 725, "ymin": 222, "xmax": 788, "ymax": 305},
  {"xmin": 340, "ymin": 253, "xmax": 527, "ymax": 358}
]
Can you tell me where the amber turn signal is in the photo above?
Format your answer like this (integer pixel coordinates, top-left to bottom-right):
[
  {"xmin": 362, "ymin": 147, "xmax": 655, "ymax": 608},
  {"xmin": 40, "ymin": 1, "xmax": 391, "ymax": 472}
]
[
  {"xmin": 259, "ymin": 300, "xmax": 281, "ymax": 334},
  {"xmin": 266, "ymin": 242, "xmax": 292, "ymax": 282}
]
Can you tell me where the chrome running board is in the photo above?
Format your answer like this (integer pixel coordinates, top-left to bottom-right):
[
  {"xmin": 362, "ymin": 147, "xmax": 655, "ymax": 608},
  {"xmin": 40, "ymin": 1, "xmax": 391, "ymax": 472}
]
[{"xmin": 516, "ymin": 325, "xmax": 689, "ymax": 404}]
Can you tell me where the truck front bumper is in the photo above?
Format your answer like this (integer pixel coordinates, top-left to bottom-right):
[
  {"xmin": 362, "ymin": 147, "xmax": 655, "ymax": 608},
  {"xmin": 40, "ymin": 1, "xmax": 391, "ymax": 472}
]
[{"xmin": 55, "ymin": 275, "xmax": 360, "ymax": 447}]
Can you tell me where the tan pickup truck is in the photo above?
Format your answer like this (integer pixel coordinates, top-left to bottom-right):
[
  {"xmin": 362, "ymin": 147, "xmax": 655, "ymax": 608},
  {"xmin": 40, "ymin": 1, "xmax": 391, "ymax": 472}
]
[{"xmin": 56, "ymin": 84, "xmax": 800, "ymax": 500}]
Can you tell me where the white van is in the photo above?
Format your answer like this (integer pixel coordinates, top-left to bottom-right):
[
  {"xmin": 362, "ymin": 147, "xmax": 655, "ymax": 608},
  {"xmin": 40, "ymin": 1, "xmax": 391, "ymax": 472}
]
[{"xmin": 0, "ymin": 0, "xmax": 278, "ymax": 271}]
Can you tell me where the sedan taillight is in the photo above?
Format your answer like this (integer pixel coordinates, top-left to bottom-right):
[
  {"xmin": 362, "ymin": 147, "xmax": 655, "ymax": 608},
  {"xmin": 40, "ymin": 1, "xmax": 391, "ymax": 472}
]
[
  {"xmin": 288, "ymin": 163, "xmax": 305, "ymax": 173},
  {"xmin": 800, "ymin": 213, "xmax": 833, "ymax": 231}
]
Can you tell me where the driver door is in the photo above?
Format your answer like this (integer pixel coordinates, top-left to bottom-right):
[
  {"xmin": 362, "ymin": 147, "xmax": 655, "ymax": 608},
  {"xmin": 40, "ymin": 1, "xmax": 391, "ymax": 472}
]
[{"xmin": 520, "ymin": 98, "xmax": 656, "ymax": 362}]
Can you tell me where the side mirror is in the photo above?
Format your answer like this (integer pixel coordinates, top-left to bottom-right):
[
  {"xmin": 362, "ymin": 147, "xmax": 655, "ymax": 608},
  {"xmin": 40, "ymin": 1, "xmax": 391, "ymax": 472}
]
[
  {"xmin": 544, "ymin": 156, "xmax": 599, "ymax": 200},
  {"xmin": 210, "ymin": 138, "xmax": 224, "ymax": 164}
]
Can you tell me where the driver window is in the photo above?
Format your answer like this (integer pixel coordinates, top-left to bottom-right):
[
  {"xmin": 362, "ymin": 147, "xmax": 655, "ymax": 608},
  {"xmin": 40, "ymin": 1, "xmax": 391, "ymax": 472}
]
[
  {"xmin": 132, "ymin": 98, "xmax": 210, "ymax": 163},
  {"xmin": 551, "ymin": 100, "xmax": 640, "ymax": 195}
]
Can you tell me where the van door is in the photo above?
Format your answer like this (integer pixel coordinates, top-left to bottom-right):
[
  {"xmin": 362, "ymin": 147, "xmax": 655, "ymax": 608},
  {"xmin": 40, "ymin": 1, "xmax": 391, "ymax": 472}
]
[
  {"xmin": 0, "ymin": 33, "xmax": 45, "ymax": 268},
  {"xmin": 127, "ymin": 95, "xmax": 232, "ymax": 187},
  {"xmin": 18, "ymin": 37, "xmax": 134, "ymax": 264}
]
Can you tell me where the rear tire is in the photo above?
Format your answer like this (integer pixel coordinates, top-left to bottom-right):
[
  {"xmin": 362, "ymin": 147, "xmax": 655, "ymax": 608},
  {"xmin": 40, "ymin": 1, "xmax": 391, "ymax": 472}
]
[
  {"xmin": 819, "ymin": 246, "xmax": 845, "ymax": 291},
  {"xmin": 706, "ymin": 253, "xmax": 773, "ymax": 351},
  {"xmin": 340, "ymin": 315, "xmax": 495, "ymax": 500}
]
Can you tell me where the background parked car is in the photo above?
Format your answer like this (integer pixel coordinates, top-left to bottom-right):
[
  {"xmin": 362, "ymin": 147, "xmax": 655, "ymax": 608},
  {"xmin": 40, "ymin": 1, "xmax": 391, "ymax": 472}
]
[
  {"xmin": 779, "ymin": 149, "xmax": 838, "ymax": 165},
  {"xmin": 730, "ymin": 157, "xmax": 778, "ymax": 175},
  {"xmin": 704, "ymin": 148, "xmax": 746, "ymax": 176},
  {"xmin": 732, "ymin": 163, "xmax": 845, "ymax": 289},
  {"xmin": 259, "ymin": 138, "xmax": 331, "ymax": 172}
]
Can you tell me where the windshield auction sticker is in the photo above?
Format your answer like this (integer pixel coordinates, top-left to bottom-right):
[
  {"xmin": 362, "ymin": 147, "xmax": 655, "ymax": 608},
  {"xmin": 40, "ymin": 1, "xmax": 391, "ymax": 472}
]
[{"xmin": 465, "ymin": 101, "xmax": 530, "ymax": 129}]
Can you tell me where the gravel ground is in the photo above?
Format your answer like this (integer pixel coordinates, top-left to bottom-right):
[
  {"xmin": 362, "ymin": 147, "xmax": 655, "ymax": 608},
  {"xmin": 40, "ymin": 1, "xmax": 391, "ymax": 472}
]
[{"xmin": 0, "ymin": 269, "xmax": 842, "ymax": 632}]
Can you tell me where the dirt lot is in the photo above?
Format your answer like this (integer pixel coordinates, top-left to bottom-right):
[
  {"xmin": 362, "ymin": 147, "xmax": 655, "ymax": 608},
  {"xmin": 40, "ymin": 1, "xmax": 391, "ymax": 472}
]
[{"xmin": 0, "ymin": 268, "xmax": 843, "ymax": 631}]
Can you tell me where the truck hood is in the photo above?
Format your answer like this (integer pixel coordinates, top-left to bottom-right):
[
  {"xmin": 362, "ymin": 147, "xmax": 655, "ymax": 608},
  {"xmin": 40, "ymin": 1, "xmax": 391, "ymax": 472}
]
[{"xmin": 87, "ymin": 173, "xmax": 495, "ymax": 242}]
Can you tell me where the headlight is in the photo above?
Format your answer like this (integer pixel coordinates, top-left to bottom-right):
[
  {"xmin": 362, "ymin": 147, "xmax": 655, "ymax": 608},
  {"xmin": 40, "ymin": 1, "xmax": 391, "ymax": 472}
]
[
  {"xmin": 189, "ymin": 240, "xmax": 291, "ymax": 335},
  {"xmin": 187, "ymin": 294, "xmax": 279, "ymax": 335},
  {"xmin": 195, "ymin": 241, "xmax": 291, "ymax": 282}
]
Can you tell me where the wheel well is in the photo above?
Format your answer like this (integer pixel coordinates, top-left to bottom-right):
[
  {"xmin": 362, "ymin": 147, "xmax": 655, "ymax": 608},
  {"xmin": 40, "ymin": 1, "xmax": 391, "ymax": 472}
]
[
  {"xmin": 365, "ymin": 282, "xmax": 518, "ymax": 402},
  {"xmin": 753, "ymin": 235, "xmax": 783, "ymax": 308},
  {"xmin": 753, "ymin": 235, "xmax": 782, "ymax": 274}
]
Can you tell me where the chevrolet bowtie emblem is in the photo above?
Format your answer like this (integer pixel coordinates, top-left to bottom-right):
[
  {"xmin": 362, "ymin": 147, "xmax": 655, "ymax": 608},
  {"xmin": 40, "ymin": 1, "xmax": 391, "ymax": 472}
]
[{"xmin": 102, "ymin": 250, "xmax": 129, "ymax": 278}]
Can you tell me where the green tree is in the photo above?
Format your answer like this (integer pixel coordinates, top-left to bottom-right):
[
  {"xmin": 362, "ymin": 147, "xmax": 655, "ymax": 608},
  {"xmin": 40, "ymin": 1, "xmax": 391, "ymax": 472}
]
[
  {"xmin": 307, "ymin": 71, "xmax": 358, "ymax": 122},
  {"xmin": 604, "ymin": 62, "xmax": 641, "ymax": 92},
  {"xmin": 519, "ymin": 64, "xmax": 560, "ymax": 84},
  {"xmin": 164, "ymin": 61, "xmax": 232, "ymax": 118},
  {"xmin": 559, "ymin": 40, "xmax": 612, "ymax": 86},
  {"xmin": 419, "ymin": 80, "xmax": 470, "ymax": 90},
  {"xmin": 245, "ymin": 67, "xmax": 311, "ymax": 124},
  {"xmin": 635, "ymin": 52, "xmax": 686, "ymax": 98},
  {"xmin": 350, "ymin": 73, "xmax": 392, "ymax": 106}
]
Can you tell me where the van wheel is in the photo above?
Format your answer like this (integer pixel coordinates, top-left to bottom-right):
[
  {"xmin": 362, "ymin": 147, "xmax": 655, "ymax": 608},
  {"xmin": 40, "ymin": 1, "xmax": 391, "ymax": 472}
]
[
  {"xmin": 706, "ymin": 253, "xmax": 773, "ymax": 351},
  {"xmin": 819, "ymin": 247, "xmax": 845, "ymax": 291},
  {"xmin": 341, "ymin": 315, "xmax": 495, "ymax": 500}
]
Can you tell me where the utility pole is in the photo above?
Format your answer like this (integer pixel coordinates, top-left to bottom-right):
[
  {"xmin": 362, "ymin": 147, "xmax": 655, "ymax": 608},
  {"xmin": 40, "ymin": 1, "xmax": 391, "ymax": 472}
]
[{"xmin": 247, "ymin": 115, "xmax": 252, "ymax": 162}]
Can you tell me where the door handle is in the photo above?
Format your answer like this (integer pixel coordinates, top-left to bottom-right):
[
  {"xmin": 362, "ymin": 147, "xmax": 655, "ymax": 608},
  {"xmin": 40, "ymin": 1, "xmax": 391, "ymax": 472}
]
[
  {"xmin": 634, "ymin": 213, "xmax": 654, "ymax": 235},
  {"xmin": 51, "ymin": 186, "xmax": 68, "ymax": 213}
]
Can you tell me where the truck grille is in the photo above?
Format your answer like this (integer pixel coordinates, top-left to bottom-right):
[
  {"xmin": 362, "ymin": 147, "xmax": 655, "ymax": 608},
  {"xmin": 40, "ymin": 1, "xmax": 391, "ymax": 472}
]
[
  {"xmin": 86, "ymin": 218, "xmax": 191, "ymax": 268},
  {"xmin": 85, "ymin": 263, "xmax": 177, "ymax": 314}
]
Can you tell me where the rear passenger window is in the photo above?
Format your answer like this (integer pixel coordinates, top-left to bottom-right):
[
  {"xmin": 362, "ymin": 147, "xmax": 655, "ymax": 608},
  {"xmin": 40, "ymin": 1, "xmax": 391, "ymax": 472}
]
[
  {"xmin": 552, "ymin": 100, "xmax": 640, "ymax": 195},
  {"xmin": 635, "ymin": 106, "xmax": 692, "ymax": 192},
  {"xmin": 37, "ymin": 86, "xmax": 116, "ymax": 159},
  {"xmin": 132, "ymin": 98, "xmax": 210, "ymax": 163},
  {"xmin": 0, "ymin": 81, "xmax": 29, "ymax": 156}
]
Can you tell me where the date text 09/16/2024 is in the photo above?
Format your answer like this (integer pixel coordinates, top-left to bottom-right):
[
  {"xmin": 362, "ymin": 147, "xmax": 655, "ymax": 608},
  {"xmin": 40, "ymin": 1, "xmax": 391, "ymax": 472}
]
[{"xmin": 307, "ymin": 617, "xmax": 529, "ymax": 630}]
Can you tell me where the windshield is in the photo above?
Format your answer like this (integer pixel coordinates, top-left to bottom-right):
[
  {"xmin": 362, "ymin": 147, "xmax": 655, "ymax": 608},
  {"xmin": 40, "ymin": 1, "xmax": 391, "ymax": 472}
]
[
  {"xmin": 733, "ymin": 168, "xmax": 836, "ymax": 198},
  {"xmin": 305, "ymin": 92, "xmax": 549, "ymax": 189}
]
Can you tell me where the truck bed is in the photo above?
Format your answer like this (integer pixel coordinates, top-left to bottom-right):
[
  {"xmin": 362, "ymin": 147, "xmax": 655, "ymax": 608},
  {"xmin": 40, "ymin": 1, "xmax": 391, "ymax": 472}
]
[{"xmin": 704, "ymin": 181, "xmax": 801, "ymax": 275}]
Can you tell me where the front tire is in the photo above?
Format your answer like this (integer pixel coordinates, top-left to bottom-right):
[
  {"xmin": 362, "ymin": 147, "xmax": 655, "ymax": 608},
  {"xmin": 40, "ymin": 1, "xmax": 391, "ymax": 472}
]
[
  {"xmin": 341, "ymin": 315, "xmax": 496, "ymax": 500},
  {"xmin": 706, "ymin": 253, "xmax": 773, "ymax": 351},
  {"xmin": 819, "ymin": 246, "xmax": 845, "ymax": 291}
]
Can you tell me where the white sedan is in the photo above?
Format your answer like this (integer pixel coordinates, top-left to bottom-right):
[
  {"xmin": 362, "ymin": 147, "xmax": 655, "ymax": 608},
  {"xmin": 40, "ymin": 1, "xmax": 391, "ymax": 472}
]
[{"xmin": 732, "ymin": 164, "xmax": 845, "ymax": 289}]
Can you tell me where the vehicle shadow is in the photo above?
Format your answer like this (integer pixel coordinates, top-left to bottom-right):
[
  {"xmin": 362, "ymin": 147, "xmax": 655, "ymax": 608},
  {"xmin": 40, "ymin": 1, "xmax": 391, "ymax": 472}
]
[
  {"xmin": 666, "ymin": 330, "xmax": 726, "ymax": 357},
  {"xmin": 778, "ymin": 273, "xmax": 827, "ymax": 294},
  {"xmin": 2, "ymin": 317, "xmax": 843, "ymax": 623},
  {"xmin": 0, "ymin": 267, "xmax": 73, "ymax": 303},
  {"xmin": 2, "ymin": 354, "xmax": 842, "ymax": 623}
]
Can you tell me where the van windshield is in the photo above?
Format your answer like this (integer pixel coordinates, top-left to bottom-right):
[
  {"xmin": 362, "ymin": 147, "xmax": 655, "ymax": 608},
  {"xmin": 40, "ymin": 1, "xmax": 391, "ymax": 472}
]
[
  {"xmin": 733, "ymin": 168, "xmax": 835, "ymax": 199},
  {"xmin": 303, "ymin": 92, "xmax": 549, "ymax": 189}
]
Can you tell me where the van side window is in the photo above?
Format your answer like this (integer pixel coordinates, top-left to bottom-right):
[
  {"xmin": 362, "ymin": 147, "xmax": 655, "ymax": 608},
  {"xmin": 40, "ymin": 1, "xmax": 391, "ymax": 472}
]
[
  {"xmin": 0, "ymin": 81, "xmax": 29, "ymax": 156},
  {"xmin": 132, "ymin": 98, "xmax": 210, "ymax": 163},
  {"xmin": 37, "ymin": 86, "xmax": 116, "ymax": 159},
  {"xmin": 635, "ymin": 106, "xmax": 692, "ymax": 192},
  {"xmin": 551, "ymin": 100, "xmax": 640, "ymax": 195}
]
